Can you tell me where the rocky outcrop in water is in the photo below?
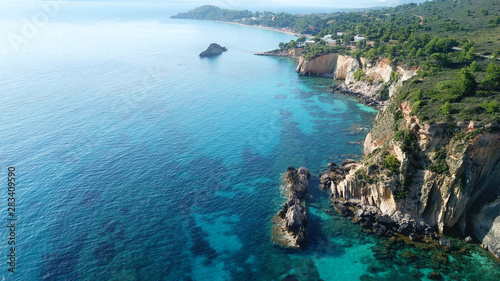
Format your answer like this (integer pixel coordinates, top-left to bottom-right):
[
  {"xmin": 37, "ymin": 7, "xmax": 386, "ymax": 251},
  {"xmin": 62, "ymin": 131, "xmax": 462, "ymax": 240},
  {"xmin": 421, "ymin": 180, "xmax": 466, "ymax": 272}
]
[
  {"xmin": 255, "ymin": 48, "xmax": 303, "ymax": 60},
  {"xmin": 199, "ymin": 43, "xmax": 227, "ymax": 57},
  {"xmin": 331, "ymin": 84, "xmax": 382, "ymax": 109},
  {"xmin": 271, "ymin": 167, "xmax": 310, "ymax": 248}
]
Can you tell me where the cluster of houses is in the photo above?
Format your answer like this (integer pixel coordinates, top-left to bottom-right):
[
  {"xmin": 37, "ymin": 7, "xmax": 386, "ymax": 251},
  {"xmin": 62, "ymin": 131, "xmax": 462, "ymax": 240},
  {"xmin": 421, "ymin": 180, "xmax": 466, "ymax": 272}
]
[
  {"xmin": 300, "ymin": 32, "xmax": 366, "ymax": 47},
  {"xmin": 232, "ymin": 15, "xmax": 367, "ymax": 47}
]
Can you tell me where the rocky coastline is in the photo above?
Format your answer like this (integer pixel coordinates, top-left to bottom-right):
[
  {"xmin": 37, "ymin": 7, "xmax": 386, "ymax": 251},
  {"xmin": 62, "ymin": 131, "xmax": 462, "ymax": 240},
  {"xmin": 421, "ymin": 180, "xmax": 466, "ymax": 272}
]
[
  {"xmin": 321, "ymin": 160, "xmax": 455, "ymax": 246},
  {"xmin": 271, "ymin": 167, "xmax": 310, "ymax": 248},
  {"xmin": 259, "ymin": 48, "xmax": 416, "ymax": 109},
  {"xmin": 330, "ymin": 84, "xmax": 382, "ymax": 109},
  {"xmin": 259, "ymin": 47, "xmax": 500, "ymax": 259},
  {"xmin": 255, "ymin": 48, "xmax": 303, "ymax": 60}
]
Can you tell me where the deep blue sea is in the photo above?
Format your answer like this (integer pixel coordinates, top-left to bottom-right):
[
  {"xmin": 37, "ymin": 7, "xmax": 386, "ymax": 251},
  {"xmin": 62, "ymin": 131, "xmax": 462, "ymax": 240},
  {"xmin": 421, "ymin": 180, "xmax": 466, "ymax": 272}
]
[{"xmin": 0, "ymin": 1, "xmax": 499, "ymax": 281}]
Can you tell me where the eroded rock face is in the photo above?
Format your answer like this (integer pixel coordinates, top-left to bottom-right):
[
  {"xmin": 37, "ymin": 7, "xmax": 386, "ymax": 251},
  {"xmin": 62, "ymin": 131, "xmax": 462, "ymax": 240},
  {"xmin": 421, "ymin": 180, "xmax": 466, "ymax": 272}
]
[
  {"xmin": 271, "ymin": 167, "xmax": 310, "ymax": 248},
  {"xmin": 329, "ymin": 98, "xmax": 500, "ymax": 258},
  {"xmin": 199, "ymin": 43, "xmax": 227, "ymax": 57},
  {"xmin": 296, "ymin": 53, "xmax": 339, "ymax": 76},
  {"xmin": 285, "ymin": 167, "xmax": 310, "ymax": 199},
  {"xmin": 471, "ymin": 198, "xmax": 500, "ymax": 258},
  {"xmin": 334, "ymin": 55, "xmax": 417, "ymax": 108},
  {"xmin": 291, "ymin": 53, "xmax": 417, "ymax": 107},
  {"xmin": 334, "ymin": 55, "xmax": 359, "ymax": 80},
  {"xmin": 323, "ymin": 59, "xmax": 500, "ymax": 257},
  {"xmin": 285, "ymin": 202, "xmax": 308, "ymax": 232}
]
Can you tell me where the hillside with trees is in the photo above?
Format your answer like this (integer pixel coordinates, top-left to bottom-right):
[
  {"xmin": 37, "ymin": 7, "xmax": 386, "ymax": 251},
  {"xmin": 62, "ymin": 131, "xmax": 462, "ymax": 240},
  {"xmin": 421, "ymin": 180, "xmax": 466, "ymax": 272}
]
[{"xmin": 172, "ymin": 1, "xmax": 500, "ymax": 124}]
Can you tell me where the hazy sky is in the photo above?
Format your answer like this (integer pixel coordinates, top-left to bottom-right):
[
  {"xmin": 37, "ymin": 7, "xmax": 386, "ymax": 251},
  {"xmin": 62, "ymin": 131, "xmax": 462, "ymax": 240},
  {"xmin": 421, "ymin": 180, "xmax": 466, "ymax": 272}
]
[
  {"xmin": 56, "ymin": 0, "xmax": 427, "ymax": 9},
  {"xmin": 192, "ymin": 0, "xmax": 424, "ymax": 8}
]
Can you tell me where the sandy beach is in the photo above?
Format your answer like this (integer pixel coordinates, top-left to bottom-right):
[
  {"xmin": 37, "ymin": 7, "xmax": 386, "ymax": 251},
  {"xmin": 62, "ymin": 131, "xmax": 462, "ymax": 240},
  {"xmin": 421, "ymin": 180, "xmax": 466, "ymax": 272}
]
[{"xmin": 213, "ymin": 20, "xmax": 312, "ymax": 38}]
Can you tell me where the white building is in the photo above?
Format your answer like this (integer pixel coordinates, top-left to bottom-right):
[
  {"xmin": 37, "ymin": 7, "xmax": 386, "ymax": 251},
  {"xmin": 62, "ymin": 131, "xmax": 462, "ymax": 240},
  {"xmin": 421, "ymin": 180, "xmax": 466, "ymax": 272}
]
[
  {"xmin": 354, "ymin": 35, "xmax": 366, "ymax": 42},
  {"xmin": 321, "ymin": 35, "xmax": 337, "ymax": 45}
]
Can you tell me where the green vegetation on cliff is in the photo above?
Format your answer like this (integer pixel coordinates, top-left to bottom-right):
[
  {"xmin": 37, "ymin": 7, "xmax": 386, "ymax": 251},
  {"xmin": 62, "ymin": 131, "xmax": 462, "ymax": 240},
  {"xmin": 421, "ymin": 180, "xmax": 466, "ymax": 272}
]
[{"xmin": 171, "ymin": 5, "xmax": 325, "ymax": 34}]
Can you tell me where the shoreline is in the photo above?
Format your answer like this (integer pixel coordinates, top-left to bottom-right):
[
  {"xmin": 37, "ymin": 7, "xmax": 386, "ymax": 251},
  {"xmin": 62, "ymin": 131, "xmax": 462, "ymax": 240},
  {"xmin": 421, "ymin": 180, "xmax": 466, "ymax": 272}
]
[{"xmin": 212, "ymin": 20, "xmax": 312, "ymax": 38}]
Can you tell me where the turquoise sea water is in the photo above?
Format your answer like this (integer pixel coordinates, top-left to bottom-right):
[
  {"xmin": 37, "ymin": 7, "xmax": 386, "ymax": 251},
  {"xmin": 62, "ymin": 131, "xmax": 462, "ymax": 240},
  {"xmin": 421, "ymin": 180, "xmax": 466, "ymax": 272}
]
[{"xmin": 0, "ymin": 2, "xmax": 499, "ymax": 280}]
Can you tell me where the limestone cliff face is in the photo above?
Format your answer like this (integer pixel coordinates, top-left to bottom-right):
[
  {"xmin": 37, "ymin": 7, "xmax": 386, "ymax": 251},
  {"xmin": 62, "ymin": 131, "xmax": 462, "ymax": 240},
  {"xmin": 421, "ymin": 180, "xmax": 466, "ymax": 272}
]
[
  {"xmin": 295, "ymin": 53, "xmax": 417, "ymax": 106},
  {"xmin": 337, "ymin": 56, "xmax": 417, "ymax": 101},
  {"xmin": 296, "ymin": 53, "xmax": 339, "ymax": 76},
  {"xmin": 333, "ymin": 55, "xmax": 359, "ymax": 80},
  {"xmin": 333, "ymin": 99, "xmax": 500, "ymax": 258}
]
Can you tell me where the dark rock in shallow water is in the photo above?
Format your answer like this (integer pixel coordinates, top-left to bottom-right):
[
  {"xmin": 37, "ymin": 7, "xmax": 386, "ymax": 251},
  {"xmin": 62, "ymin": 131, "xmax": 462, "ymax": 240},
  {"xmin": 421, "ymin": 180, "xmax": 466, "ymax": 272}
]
[
  {"xmin": 333, "ymin": 202, "xmax": 352, "ymax": 216},
  {"xmin": 295, "ymin": 226, "xmax": 308, "ymax": 246},
  {"xmin": 375, "ymin": 214, "xmax": 395, "ymax": 226},
  {"xmin": 409, "ymin": 233, "xmax": 418, "ymax": 241},
  {"xmin": 331, "ymin": 84, "xmax": 382, "ymax": 109},
  {"xmin": 372, "ymin": 223, "xmax": 387, "ymax": 236},
  {"xmin": 199, "ymin": 43, "xmax": 227, "ymax": 57},
  {"xmin": 282, "ymin": 275, "xmax": 299, "ymax": 281},
  {"xmin": 397, "ymin": 221, "xmax": 417, "ymax": 236},
  {"xmin": 340, "ymin": 159, "xmax": 355, "ymax": 166},
  {"xmin": 401, "ymin": 250, "xmax": 417, "ymax": 262},
  {"xmin": 439, "ymin": 237, "xmax": 452, "ymax": 248},
  {"xmin": 427, "ymin": 271, "xmax": 442, "ymax": 280},
  {"xmin": 319, "ymin": 174, "xmax": 331, "ymax": 190},
  {"xmin": 427, "ymin": 229, "xmax": 438, "ymax": 239},
  {"xmin": 359, "ymin": 218, "xmax": 372, "ymax": 228}
]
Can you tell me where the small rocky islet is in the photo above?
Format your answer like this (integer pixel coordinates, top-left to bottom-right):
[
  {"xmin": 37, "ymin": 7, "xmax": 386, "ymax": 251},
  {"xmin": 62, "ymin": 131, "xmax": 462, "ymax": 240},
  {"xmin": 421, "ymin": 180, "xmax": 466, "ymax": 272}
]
[{"xmin": 199, "ymin": 43, "xmax": 227, "ymax": 57}]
